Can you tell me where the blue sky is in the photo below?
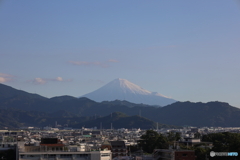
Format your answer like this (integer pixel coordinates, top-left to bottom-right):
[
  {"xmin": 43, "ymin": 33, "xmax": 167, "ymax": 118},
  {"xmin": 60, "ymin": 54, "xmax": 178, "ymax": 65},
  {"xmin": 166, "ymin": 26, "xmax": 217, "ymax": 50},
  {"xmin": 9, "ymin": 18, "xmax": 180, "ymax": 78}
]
[{"xmin": 1, "ymin": 0, "xmax": 240, "ymax": 107}]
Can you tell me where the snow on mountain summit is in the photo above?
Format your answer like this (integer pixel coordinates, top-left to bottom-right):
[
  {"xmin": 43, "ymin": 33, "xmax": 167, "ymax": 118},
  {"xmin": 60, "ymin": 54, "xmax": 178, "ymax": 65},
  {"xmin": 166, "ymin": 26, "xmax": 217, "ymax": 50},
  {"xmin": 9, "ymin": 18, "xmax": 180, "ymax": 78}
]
[
  {"xmin": 81, "ymin": 78, "xmax": 177, "ymax": 106},
  {"xmin": 112, "ymin": 78, "xmax": 151, "ymax": 95}
]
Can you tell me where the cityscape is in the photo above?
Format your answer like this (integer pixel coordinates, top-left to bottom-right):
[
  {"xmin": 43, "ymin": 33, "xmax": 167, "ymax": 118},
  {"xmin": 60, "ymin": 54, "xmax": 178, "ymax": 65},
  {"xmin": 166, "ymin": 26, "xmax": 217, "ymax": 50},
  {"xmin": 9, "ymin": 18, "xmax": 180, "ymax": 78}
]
[{"xmin": 1, "ymin": 79, "xmax": 240, "ymax": 160}]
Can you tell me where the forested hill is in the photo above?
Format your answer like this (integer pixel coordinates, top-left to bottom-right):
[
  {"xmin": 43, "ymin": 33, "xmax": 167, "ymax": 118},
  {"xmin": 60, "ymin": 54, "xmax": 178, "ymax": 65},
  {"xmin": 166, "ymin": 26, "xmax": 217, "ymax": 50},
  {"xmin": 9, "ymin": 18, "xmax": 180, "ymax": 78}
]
[{"xmin": 1, "ymin": 83, "xmax": 240, "ymax": 127}]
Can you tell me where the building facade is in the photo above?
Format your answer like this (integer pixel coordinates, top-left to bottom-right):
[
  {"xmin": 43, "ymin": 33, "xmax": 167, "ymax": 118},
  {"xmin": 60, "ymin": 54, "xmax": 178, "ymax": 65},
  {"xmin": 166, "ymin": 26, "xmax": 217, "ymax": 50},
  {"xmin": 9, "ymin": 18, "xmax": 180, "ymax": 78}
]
[{"xmin": 18, "ymin": 138, "xmax": 111, "ymax": 160}]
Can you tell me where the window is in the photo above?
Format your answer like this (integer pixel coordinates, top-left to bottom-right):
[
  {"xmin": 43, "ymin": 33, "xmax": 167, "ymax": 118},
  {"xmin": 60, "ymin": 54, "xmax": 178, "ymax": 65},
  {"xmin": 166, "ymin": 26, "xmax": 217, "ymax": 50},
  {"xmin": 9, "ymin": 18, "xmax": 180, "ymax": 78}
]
[
  {"xmin": 101, "ymin": 153, "xmax": 110, "ymax": 157},
  {"xmin": 48, "ymin": 154, "xmax": 56, "ymax": 158},
  {"xmin": 182, "ymin": 153, "xmax": 187, "ymax": 157},
  {"xmin": 60, "ymin": 154, "xmax": 72, "ymax": 158},
  {"xmin": 76, "ymin": 154, "xmax": 89, "ymax": 158},
  {"xmin": 27, "ymin": 155, "xmax": 40, "ymax": 158}
]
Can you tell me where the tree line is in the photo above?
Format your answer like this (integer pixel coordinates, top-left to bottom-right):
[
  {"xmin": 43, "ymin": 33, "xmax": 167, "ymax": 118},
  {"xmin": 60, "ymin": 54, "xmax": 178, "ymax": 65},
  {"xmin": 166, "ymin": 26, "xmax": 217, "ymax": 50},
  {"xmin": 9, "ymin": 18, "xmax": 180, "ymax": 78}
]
[{"xmin": 138, "ymin": 130, "xmax": 240, "ymax": 160}]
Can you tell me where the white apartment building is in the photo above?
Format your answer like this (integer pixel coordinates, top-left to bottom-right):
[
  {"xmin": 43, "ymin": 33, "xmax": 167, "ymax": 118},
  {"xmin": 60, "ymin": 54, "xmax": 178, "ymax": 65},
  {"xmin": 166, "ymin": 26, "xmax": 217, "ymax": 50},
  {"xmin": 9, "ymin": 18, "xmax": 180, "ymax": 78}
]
[
  {"xmin": 18, "ymin": 138, "xmax": 112, "ymax": 160},
  {"xmin": 19, "ymin": 150, "xmax": 112, "ymax": 160}
]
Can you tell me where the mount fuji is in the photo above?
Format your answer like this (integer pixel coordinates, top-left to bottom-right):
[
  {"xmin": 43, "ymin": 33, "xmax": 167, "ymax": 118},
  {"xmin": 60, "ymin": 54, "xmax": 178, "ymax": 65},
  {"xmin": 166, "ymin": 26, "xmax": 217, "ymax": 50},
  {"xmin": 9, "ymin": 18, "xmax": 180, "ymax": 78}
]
[{"xmin": 81, "ymin": 78, "xmax": 177, "ymax": 106}]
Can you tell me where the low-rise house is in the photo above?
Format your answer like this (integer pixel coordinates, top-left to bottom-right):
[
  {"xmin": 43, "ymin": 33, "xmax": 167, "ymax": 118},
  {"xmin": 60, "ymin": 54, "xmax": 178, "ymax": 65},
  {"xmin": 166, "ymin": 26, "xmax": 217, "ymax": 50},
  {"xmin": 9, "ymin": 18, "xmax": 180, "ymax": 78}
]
[{"xmin": 101, "ymin": 140, "xmax": 128, "ymax": 158}]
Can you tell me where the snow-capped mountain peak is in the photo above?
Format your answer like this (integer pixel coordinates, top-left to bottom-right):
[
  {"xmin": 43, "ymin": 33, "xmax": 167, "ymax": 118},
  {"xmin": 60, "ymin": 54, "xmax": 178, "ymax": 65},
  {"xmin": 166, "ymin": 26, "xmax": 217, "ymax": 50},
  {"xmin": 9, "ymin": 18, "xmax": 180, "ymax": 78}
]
[
  {"xmin": 81, "ymin": 78, "xmax": 177, "ymax": 106},
  {"xmin": 109, "ymin": 78, "xmax": 151, "ymax": 95}
]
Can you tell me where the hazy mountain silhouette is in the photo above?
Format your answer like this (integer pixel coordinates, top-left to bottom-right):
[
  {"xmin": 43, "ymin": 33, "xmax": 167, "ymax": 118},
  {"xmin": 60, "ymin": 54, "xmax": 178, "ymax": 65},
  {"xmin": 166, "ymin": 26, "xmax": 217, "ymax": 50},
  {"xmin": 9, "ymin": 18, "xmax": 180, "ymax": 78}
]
[{"xmin": 81, "ymin": 78, "xmax": 177, "ymax": 106}]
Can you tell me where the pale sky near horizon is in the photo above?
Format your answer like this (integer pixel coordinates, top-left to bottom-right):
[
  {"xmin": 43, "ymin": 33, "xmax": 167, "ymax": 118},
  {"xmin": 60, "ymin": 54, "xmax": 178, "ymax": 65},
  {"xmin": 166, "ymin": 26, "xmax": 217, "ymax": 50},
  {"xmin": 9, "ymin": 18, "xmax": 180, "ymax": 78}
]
[{"xmin": 1, "ymin": 0, "xmax": 240, "ymax": 107}]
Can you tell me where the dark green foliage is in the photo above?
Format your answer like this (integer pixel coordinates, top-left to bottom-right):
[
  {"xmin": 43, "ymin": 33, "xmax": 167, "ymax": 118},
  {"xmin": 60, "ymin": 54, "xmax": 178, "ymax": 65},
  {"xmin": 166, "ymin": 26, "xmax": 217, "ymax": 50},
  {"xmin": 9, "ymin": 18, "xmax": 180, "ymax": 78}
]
[
  {"xmin": 140, "ymin": 131, "xmax": 240, "ymax": 160},
  {"xmin": 202, "ymin": 132, "xmax": 240, "ymax": 152},
  {"xmin": 139, "ymin": 130, "xmax": 165, "ymax": 153},
  {"xmin": 139, "ymin": 130, "xmax": 180, "ymax": 153},
  {"xmin": 194, "ymin": 148, "xmax": 210, "ymax": 160},
  {"xmin": 166, "ymin": 131, "xmax": 181, "ymax": 141},
  {"xmin": 201, "ymin": 132, "xmax": 240, "ymax": 160},
  {"xmin": 194, "ymin": 132, "xmax": 201, "ymax": 139}
]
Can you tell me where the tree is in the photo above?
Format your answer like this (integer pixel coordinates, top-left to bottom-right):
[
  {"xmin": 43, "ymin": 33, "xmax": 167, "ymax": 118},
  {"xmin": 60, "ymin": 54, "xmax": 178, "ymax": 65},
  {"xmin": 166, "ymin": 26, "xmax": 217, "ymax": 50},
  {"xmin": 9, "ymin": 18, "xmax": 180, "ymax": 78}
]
[
  {"xmin": 194, "ymin": 147, "xmax": 210, "ymax": 160},
  {"xmin": 202, "ymin": 132, "xmax": 240, "ymax": 152},
  {"xmin": 194, "ymin": 132, "xmax": 201, "ymax": 139},
  {"xmin": 140, "ymin": 130, "xmax": 168, "ymax": 153},
  {"xmin": 140, "ymin": 130, "xmax": 159, "ymax": 153}
]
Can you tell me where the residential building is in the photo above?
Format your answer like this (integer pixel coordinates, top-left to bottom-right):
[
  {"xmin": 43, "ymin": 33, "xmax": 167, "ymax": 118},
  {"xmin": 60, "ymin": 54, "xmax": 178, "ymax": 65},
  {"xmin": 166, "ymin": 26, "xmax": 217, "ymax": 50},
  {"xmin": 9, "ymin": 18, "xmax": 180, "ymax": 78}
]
[{"xmin": 18, "ymin": 138, "xmax": 112, "ymax": 160}]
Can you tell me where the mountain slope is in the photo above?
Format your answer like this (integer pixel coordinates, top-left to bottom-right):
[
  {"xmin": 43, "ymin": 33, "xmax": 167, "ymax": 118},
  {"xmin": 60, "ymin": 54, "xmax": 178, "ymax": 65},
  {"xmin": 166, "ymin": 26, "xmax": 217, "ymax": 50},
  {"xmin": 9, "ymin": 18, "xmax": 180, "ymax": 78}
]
[
  {"xmin": 148, "ymin": 101, "xmax": 240, "ymax": 127},
  {"xmin": 0, "ymin": 83, "xmax": 48, "ymax": 110},
  {"xmin": 72, "ymin": 112, "xmax": 177, "ymax": 129},
  {"xmin": 0, "ymin": 108, "xmax": 88, "ymax": 129},
  {"xmin": 0, "ymin": 83, "xmax": 46, "ymax": 100},
  {"xmin": 81, "ymin": 78, "xmax": 177, "ymax": 106},
  {"xmin": 2, "ymin": 83, "xmax": 240, "ymax": 127},
  {"xmin": 0, "ymin": 83, "xmax": 98, "ymax": 113}
]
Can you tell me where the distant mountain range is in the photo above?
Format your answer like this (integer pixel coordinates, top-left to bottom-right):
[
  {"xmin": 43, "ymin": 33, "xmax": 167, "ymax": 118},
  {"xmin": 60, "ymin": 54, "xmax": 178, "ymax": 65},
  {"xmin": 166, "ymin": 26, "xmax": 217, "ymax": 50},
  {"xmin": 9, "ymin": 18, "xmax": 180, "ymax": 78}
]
[
  {"xmin": 81, "ymin": 78, "xmax": 177, "ymax": 106},
  {"xmin": 0, "ymin": 108, "xmax": 177, "ymax": 129},
  {"xmin": 1, "ymin": 83, "xmax": 240, "ymax": 128},
  {"xmin": 72, "ymin": 112, "xmax": 178, "ymax": 129}
]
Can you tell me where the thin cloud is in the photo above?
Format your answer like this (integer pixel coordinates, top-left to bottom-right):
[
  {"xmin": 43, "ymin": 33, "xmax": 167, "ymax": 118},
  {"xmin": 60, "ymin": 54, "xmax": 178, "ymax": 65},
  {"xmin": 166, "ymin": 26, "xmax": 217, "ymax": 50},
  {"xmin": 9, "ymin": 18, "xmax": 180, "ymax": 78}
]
[
  {"xmin": 51, "ymin": 77, "xmax": 72, "ymax": 82},
  {"xmin": 0, "ymin": 73, "xmax": 11, "ymax": 77},
  {"xmin": 0, "ymin": 77, "xmax": 8, "ymax": 83},
  {"xmin": 55, "ymin": 77, "xmax": 63, "ymax": 81},
  {"xmin": 0, "ymin": 73, "xmax": 13, "ymax": 83},
  {"xmin": 32, "ymin": 78, "xmax": 46, "ymax": 84},
  {"xmin": 31, "ymin": 77, "xmax": 71, "ymax": 85}
]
